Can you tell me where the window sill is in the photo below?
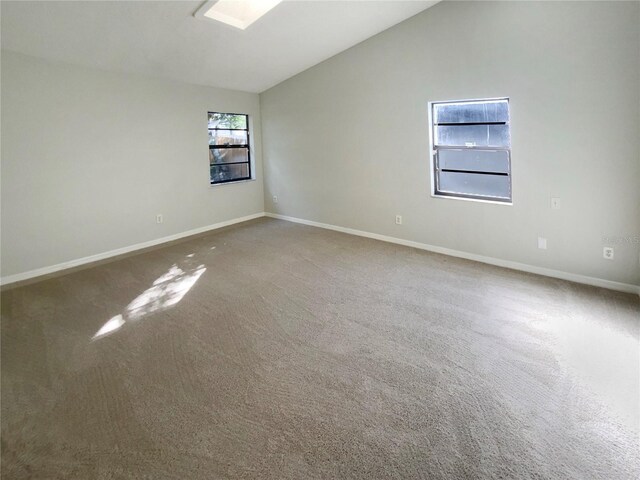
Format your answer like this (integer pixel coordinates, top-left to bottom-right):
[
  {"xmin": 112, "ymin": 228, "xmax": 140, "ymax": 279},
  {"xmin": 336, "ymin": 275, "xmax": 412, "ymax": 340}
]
[
  {"xmin": 209, "ymin": 178, "xmax": 256, "ymax": 188},
  {"xmin": 210, "ymin": 178, "xmax": 256, "ymax": 188},
  {"xmin": 431, "ymin": 193, "xmax": 513, "ymax": 206}
]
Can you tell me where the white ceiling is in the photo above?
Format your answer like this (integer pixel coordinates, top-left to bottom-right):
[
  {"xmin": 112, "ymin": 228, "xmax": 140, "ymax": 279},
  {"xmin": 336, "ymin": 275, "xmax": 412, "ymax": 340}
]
[{"xmin": 1, "ymin": 0, "xmax": 439, "ymax": 93}]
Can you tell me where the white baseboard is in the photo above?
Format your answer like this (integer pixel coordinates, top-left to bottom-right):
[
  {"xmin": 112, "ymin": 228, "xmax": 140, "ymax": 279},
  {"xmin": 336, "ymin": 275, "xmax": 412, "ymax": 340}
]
[
  {"xmin": 1, "ymin": 212, "xmax": 266, "ymax": 286},
  {"xmin": 4, "ymin": 211, "xmax": 638, "ymax": 296},
  {"xmin": 265, "ymin": 212, "xmax": 640, "ymax": 296}
]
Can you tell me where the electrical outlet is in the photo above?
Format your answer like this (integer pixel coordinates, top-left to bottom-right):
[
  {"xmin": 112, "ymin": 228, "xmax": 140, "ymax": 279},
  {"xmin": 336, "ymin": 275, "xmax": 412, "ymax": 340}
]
[
  {"xmin": 551, "ymin": 197, "xmax": 561, "ymax": 210},
  {"xmin": 156, "ymin": 214, "xmax": 163, "ymax": 224},
  {"xmin": 395, "ymin": 215, "xmax": 402, "ymax": 225},
  {"xmin": 603, "ymin": 247, "xmax": 614, "ymax": 260},
  {"xmin": 537, "ymin": 237, "xmax": 547, "ymax": 250},
  {"xmin": 272, "ymin": 195, "xmax": 278, "ymax": 204}
]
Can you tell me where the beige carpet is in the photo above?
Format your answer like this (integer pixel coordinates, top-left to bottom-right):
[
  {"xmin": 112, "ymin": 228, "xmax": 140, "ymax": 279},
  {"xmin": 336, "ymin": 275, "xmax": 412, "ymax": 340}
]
[{"xmin": 2, "ymin": 218, "xmax": 639, "ymax": 479}]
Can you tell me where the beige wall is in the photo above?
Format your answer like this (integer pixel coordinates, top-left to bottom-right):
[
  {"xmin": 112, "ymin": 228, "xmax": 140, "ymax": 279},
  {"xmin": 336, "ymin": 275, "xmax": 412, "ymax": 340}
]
[
  {"xmin": 260, "ymin": 1, "xmax": 640, "ymax": 286},
  {"xmin": 1, "ymin": 51, "xmax": 264, "ymax": 278}
]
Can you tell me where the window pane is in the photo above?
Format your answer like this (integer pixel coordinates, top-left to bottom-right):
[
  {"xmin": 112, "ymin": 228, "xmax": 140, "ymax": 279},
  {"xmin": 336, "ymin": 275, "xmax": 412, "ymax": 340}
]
[
  {"xmin": 208, "ymin": 112, "xmax": 247, "ymax": 130},
  {"xmin": 438, "ymin": 149, "xmax": 509, "ymax": 174},
  {"xmin": 437, "ymin": 171, "xmax": 510, "ymax": 199},
  {"xmin": 209, "ymin": 129, "xmax": 248, "ymax": 146},
  {"xmin": 209, "ymin": 147, "xmax": 249, "ymax": 165},
  {"xmin": 435, "ymin": 100, "xmax": 508, "ymax": 124},
  {"xmin": 435, "ymin": 124, "xmax": 510, "ymax": 147},
  {"xmin": 210, "ymin": 163, "xmax": 250, "ymax": 183}
]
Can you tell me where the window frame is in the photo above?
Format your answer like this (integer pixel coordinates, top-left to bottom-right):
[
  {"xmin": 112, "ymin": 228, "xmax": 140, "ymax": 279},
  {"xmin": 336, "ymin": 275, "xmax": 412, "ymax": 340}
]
[
  {"xmin": 208, "ymin": 111, "xmax": 251, "ymax": 186},
  {"xmin": 428, "ymin": 97, "xmax": 512, "ymax": 205}
]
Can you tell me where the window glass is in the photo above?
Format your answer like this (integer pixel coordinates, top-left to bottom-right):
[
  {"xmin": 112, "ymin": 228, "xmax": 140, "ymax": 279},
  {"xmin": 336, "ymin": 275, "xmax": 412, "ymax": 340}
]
[
  {"xmin": 438, "ymin": 171, "xmax": 511, "ymax": 199},
  {"xmin": 434, "ymin": 100, "xmax": 508, "ymax": 124},
  {"xmin": 435, "ymin": 124, "xmax": 510, "ymax": 148},
  {"xmin": 209, "ymin": 130, "xmax": 248, "ymax": 146},
  {"xmin": 208, "ymin": 112, "xmax": 247, "ymax": 130},
  {"xmin": 210, "ymin": 164, "xmax": 250, "ymax": 184},
  {"xmin": 437, "ymin": 149, "xmax": 509, "ymax": 174}
]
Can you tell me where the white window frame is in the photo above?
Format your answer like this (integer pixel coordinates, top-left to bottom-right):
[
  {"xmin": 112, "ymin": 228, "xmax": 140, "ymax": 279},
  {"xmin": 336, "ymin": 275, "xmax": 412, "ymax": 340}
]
[{"xmin": 428, "ymin": 97, "xmax": 512, "ymax": 205}]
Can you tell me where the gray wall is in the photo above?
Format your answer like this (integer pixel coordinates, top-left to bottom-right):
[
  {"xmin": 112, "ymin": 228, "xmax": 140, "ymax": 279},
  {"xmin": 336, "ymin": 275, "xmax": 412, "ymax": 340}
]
[
  {"xmin": 1, "ymin": 51, "xmax": 264, "ymax": 278},
  {"xmin": 260, "ymin": 1, "xmax": 640, "ymax": 286}
]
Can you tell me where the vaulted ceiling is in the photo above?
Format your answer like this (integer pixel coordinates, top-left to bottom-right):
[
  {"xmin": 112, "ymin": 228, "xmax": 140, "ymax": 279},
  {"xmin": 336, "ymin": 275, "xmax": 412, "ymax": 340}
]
[{"xmin": 1, "ymin": 1, "xmax": 439, "ymax": 92}]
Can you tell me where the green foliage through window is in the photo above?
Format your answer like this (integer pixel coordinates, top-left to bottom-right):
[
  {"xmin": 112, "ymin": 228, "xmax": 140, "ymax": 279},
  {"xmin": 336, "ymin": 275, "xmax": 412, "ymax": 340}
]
[{"xmin": 208, "ymin": 112, "xmax": 247, "ymax": 130}]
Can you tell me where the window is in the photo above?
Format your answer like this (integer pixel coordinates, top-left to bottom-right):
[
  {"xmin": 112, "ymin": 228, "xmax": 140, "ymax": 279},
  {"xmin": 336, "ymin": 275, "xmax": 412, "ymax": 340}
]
[
  {"xmin": 430, "ymin": 98, "xmax": 511, "ymax": 203},
  {"xmin": 208, "ymin": 112, "xmax": 251, "ymax": 185}
]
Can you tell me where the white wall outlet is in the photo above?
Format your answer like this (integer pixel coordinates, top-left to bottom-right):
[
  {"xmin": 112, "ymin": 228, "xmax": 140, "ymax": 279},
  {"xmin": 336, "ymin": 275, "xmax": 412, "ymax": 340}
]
[
  {"xmin": 603, "ymin": 246, "xmax": 614, "ymax": 260},
  {"xmin": 551, "ymin": 197, "xmax": 561, "ymax": 210},
  {"xmin": 272, "ymin": 195, "xmax": 278, "ymax": 204},
  {"xmin": 156, "ymin": 214, "xmax": 163, "ymax": 224},
  {"xmin": 395, "ymin": 215, "xmax": 402, "ymax": 225},
  {"xmin": 537, "ymin": 237, "xmax": 547, "ymax": 250}
]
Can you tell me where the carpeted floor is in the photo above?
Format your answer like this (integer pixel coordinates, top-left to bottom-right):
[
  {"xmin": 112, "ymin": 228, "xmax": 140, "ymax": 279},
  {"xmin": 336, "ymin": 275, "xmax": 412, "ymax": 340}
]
[{"xmin": 2, "ymin": 218, "xmax": 639, "ymax": 479}]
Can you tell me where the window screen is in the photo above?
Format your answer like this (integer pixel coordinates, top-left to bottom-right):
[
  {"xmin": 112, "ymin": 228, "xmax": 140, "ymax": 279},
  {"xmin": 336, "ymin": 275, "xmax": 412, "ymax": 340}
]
[
  {"xmin": 208, "ymin": 112, "xmax": 251, "ymax": 185},
  {"xmin": 430, "ymin": 99, "xmax": 511, "ymax": 203}
]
